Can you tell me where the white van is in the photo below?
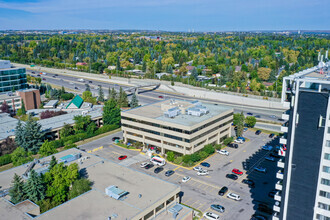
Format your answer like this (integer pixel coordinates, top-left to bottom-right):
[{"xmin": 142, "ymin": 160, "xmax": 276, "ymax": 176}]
[
  {"xmin": 150, "ymin": 156, "xmax": 166, "ymax": 166},
  {"xmin": 77, "ymin": 78, "xmax": 85, "ymax": 82}
]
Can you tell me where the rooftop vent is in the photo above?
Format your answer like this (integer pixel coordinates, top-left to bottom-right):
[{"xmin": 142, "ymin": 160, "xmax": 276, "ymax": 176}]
[
  {"xmin": 105, "ymin": 185, "xmax": 129, "ymax": 200},
  {"xmin": 164, "ymin": 107, "xmax": 181, "ymax": 118},
  {"xmin": 187, "ymin": 106, "xmax": 209, "ymax": 117}
]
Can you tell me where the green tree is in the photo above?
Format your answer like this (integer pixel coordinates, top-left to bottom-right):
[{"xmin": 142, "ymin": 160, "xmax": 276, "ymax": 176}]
[
  {"xmin": 11, "ymin": 147, "xmax": 33, "ymax": 166},
  {"xmin": 67, "ymin": 178, "xmax": 92, "ymax": 200},
  {"xmin": 182, "ymin": 155, "xmax": 191, "ymax": 163},
  {"xmin": 142, "ymin": 61, "xmax": 146, "ymax": 72},
  {"xmin": 108, "ymin": 87, "xmax": 111, "ymax": 100},
  {"xmin": 49, "ymin": 156, "xmax": 57, "ymax": 170},
  {"xmin": 110, "ymin": 88, "xmax": 117, "ymax": 100},
  {"xmin": 223, "ymin": 137, "xmax": 234, "ymax": 145},
  {"xmin": 236, "ymin": 112, "xmax": 245, "ymax": 137},
  {"xmin": 21, "ymin": 100, "xmax": 26, "ymax": 115},
  {"xmin": 73, "ymin": 115, "xmax": 92, "ymax": 134},
  {"xmin": 45, "ymin": 163, "xmax": 79, "ymax": 205},
  {"xmin": 61, "ymin": 86, "xmax": 65, "ymax": 94},
  {"xmin": 245, "ymin": 116, "xmax": 257, "ymax": 128},
  {"xmin": 86, "ymin": 122, "xmax": 97, "ymax": 136},
  {"xmin": 130, "ymin": 93, "xmax": 139, "ymax": 108},
  {"xmin": 191, "ymin": 68, "xmax": 198, "ymax": 80},
  {"xmin": 190, "ymin": 153, "xmax": 201, "ymax": 162},
  {"xmin": 97, "ymin": 85, "xmax": 104, "ymax": 102},
  {"xmin": 15, "ymin": 120, "xmax": 25, "ymax": 148},
  {"xmin": 22, "ymin": 115, "xmax": 44, "ymax": 153},
  {"xmin": 24, "ymin": 169, "xmax": 45, "ymax": 203},
  {"xmin": 167, "ymin": 151, "xmax": 175, "ymax": 162},
  {"xmin": 82, "ymin": 91, "xmax": 96, "ymax": 104},
  {"xmin": 202, "ymin": 144, "xmax": 215, "ymax": 155},
  {"xmin": 38, "ymin": 140, "xmax": 57, "ymax": 157},
  {"xmin": 118, "ymin": 87, "xmax": 129, "ymax": 108},
  {"xmin": 103, "ymin": 99, "xmax": 121, "ymax": 126},
  {"xmin": 59, "ymin": 123, "xmax": 73, "ymax": 138},
  {"xmin": 233, "ymin": 113, "xmax": 241, "ymax": 126},
  {"xmin": 9, "ymin": 173, "xmax": 26, "ymax": 204}
]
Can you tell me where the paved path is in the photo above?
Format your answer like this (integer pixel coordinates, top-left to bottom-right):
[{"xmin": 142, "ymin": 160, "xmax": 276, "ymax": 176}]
[{"xmin": 119, "ymin": 154, "xmax": 149, "ymax": 167}]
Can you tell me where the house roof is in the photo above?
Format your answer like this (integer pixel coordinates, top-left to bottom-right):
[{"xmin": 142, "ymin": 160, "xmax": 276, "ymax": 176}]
[{"xmin": 66, "ymin": 95, "xmax": 84, "ymax": 109}]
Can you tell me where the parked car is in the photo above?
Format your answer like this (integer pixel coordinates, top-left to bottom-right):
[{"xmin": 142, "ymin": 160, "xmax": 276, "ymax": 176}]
[
  {"xmin": 234, "ymin": 139, "xmax": 244, "ymax": 144},
  {"xmin": 232, "ymin": 168, "xmax": 243, "ymax": 175},
  {"xmin": 227, "ymin": 193, "xmax": 241, "ymax": 201},
  {"xmin": 255, "ymin": 115, "xmax": 261, "ymax": 118},
  {"xmin": 270, "ymin": 152, "xmax": 281, "ymax": 159},
  {"xmin": 145, "ymin": 164, "xmax": 154, "ymax": 169},
  {"xmin": 227, "ymin": 143, "xmax": 239, "ymax": 149},
  {"xmin": 278, "ymin": 118, "xmax": 285, "ymax": 122},
  {"xmin": 200, "ymin": 162, "xmax": 210, "ymax": 167},
  {"xmin": 203, "ymin": 212, "xmax": 220, "ymax": 220},
  {"xmin": 165, "ymin": 170, "xmax": 175, "ymax": 177},
  {"xmin": 254, "ymin": 166, "xmax": 267, "ymax": 173},
  {"xmin": 268, "ymin": 189, "xmax": 278, "ymax": 198},
  {"xmin": 247, "ymin": 112, "xmax": 253, "ymax": 115},
  {"xmin": 265, "ymin": 156, "xmax": 275, "ymax": 161},
  {"xmin": 182, "ymin": 176, "xmax": 191, "ymax": 183},
  {"xmin": 226, "ymin": 174, "xmax": 238, "ymax": 180},
  {"xmin": 255, "ymin": 130, "xmax": 262, "ymax": 135},
  {"xmin": 242, "ymin": 179, "xmax": 255, "ymax": 188},
  {"xmin": 217, "ymin": 149, "xmax": 229, "ymax": 156},
  {"xmin": 140, "ymin": 162, "xmax": 149, "ymax": 168},
  {"xmin": 210, "ymin": 204, "xmax": 225, "ymax": 213},
  {"xmin": 118, "ymin": 155, "xmax": 127, "ymax": 160},
  {"xmin": 262, "ymin": 145, "xmax": 273, "ymax": 151},
  {"xmin": 197, "ymin": 170, "xmax": 209, "ymax": 176},
  {"xmin": 193, "ymin": 166, "xmax": 203, "ymax": 171},
  {"xmin": 269, "ymin": 133, "xmax": 275, "ymax": 138},
  {"xmin": 251, "ymin": 214, "xmax": 268, "ymax": 220},
  {"xmin": 243, "ymin": 128, "xmax": 248, "ymax": 132},
  {"xmin": 257, "ymin": 204, "xmax": 273, "ymax": 215},
  {"xmin": 112, "ymin": 137, "xmax": 120, "ymax": 141},
  {"xmin": 154, "ymin": 167, "xmax": 164, "ymax": 174},
  {"xmin": 89, "ymin": 80, "xmax": 92, "ymax": 83},
  {"xmin": 237, "ymin": 136, "xmax": 246, "ymax": 141},
  {"xmin": 218, "ymin": 186, "xmax": 228, "ymax": 196}
]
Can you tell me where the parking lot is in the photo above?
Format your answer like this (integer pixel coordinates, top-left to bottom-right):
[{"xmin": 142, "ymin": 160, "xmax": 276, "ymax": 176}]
[{"xmin": 129, "ymin": 128, "xmax": 280, "ymax": 220}]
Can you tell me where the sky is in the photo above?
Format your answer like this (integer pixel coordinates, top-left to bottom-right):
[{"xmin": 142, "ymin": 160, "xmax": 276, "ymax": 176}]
[{"xmin": 0, "ymin": 0, "xmax": 329, "ymax": 31}]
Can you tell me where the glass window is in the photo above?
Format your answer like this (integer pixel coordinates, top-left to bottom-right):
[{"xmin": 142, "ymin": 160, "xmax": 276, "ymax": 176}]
[
  {"xmin": 321, "ymin": 178, "xmax": 330, "ymax": 186},
  {"xmin": 319, "ymin": 190, "xmax": 330, "ymax": 199},
  {"xmin": 323, "ymin": 166, "xmax": 330, "ymax": 173},
  {"xmin": 318, "ymin": 202, "xmax": 330, "ymax": 211},
  {"xmin": 326, "ymin": 140, "xmax": 330, "ymax": 147},
  {"xmin": 325, "ymin": 153, "xmax": 330, "ymax": 160},
  {"xmin": 316, "ymin": 214, "xmax": 330, "ymax": 220}
]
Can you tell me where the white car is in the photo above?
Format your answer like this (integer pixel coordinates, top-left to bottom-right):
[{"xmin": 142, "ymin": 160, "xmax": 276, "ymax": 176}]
[
  {"xmin": 234, "ymin": 139, "xmax": 244, "ymax": 144},
  {"xmin": 254, "ymin": 166, "xmax": 267, "ymax": 173},
  {"xmin": 182, "ymin": 176, "xmax": 191, "ymax": 183},
  {"xmin": 69, "ymin": 82, "xmax": 74, "ymax": 85},
  {"xmin": 193, "ymin": 166, "xmax": 203, "ymax": 172},
  {"xmin": 197, "ymin": 170, "xmax": 209, "ymax": 176},
  {"xmin": 140, "ymin": 162, "xmax": 149, "ymax": 168},
  {"xmin": 203, "ymin": 212, "xmax": 220, "ymax": 220},
  {"xmin": 227, "ymin": 192, "xmax": 241, "ymax": 201},
  {"xmin": 217, "ymin": 149, "xmax": 229, "ymax": 156}
]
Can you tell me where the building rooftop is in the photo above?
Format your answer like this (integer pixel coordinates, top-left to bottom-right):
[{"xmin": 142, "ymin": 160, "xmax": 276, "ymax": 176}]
[
  {"xmin": 123, "ymin": 99, "xmax": 232, "ymax": 127},
  {"xmin": 285, "ymin": 61, "xmax": 330, "ymax": 83},
  {"xmin": 0, "ymin": 113, "xmax": 20, "ymax": 140},
  {"xmin": 66, "ymin": 95, "xmax": 84, "ymax": 109},
  {"xmin": 0, "ymin": 148, "xmax": 180, "ymax": 220},
  {"xmin": 43, "ymin": 100, "xmax": 59, "ymax": 108},
  {"xmin": 0, "ymin": 93, "xmax": 20, "ymax": 100}
]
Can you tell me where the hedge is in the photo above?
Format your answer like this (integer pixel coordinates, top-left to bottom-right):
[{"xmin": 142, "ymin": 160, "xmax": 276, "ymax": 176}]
[{"xmin": 0, "ymin": 154, "xmax": 12, "ymax": 166}]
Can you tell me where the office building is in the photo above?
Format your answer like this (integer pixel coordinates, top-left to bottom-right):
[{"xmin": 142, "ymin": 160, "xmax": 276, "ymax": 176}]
[
  {"xmin": 0, "ymin": 93, "xmax": 21, "ymax": 113},
  {"xmin": 16, "ymin": 89, "xmax": 41, "ymax": 110},
  {"xmin": 273, "ymin": 60, "xmax": 330, "ymax": 220},
  {"xmin": 0, "ymin": 148, "xmax": 191, "ymax": 220},
  {"xmin": 0, "ymin": 60, "xmax": 27, "ymax": 93},
  {"xmin": 121, "ymin": 99, "xmax": 233, "ymax": 155}
]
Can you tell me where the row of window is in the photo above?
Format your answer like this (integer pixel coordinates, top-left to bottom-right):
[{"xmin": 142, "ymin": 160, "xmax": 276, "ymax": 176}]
[
  {"xmin": 122, "ymin": 112, "xmax": 233, "ymax": 135},
  {"xmin": 0, "ymin": 69, "xmax": 25, "ymax": 75}
]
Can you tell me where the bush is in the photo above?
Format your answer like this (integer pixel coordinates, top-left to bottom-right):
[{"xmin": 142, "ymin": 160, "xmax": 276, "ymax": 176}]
[
  {"xmin": 61, "ymin": 93, "xmax": 74, "ymax": 100},
  {"xmin": 223, "ymin": 137, "xmax": 234, "ymax": 145},
  {"xmin": 190, "ymin": 153, "xmax": 201, "ymax": 162},
  {"xmin": 94, "ymin": 124, "xmax": 119, "ymax": 136},
  {"xmin": 198, "ymin": 151, "xmax": 208, "ymax": 160},
  {"xmin": 202, "ymin": 144, "xmax": 215, "ymax": 155},
  {"xmin": 167, "ymin": 151, "xmax": 175, "ymax": 162},
  {"xmin": 182, "ymin": 155, "xmax": 191, "ymax": 163},
  {"xmin": 64, "ymin": 143, "xmax": 77, "ymax": 150},
  {"xmin": 0, "ymin": 154, "xmax": 12, "ymax": 166},
  {"xmin": 173, "ymin": 156, "xmax": 183, "ymax": 164}
]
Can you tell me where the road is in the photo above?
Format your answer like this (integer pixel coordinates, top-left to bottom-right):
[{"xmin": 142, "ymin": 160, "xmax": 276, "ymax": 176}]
[
  {"xmin": 77, "ymin": 129, "xmax": 280, "ymax": 220},
  {"xmin": 28, "ymin": 70, "xmax": 284, "ymax": 122}
]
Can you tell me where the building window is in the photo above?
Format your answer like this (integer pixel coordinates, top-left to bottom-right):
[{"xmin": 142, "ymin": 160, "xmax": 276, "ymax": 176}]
[
  {"xmin": 326, "ymin": 140, "xmax": 330, "ymax": 147},
  {"xmin": 323, "ymin": 166, "xmax": 330, "ymax": 174},
  {"xmin": 321, "ymin": 178, "xmax": 330, "ymax": 186},
  {"xmin": 325, "ymin": 153, "xmax": 330, "ymax": 161},
  {"xmin": 318, "ymin": 202, "xmax": 330, "ymax": 211},
  {"xmin": 320, "ymin": 190, "xmax": 330, "ymax": 199},
  {"xmin": 316, "ymin": 214, "xmax": 330, "ymax": 220}
]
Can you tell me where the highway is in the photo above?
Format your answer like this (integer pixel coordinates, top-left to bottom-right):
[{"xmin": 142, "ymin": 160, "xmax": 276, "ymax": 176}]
[{"xmin": 27, "ymin": 70, "xmax": 285, "ymax": 122}]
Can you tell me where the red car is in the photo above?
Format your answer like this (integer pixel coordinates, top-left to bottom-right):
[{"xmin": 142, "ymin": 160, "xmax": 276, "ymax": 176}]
[
  {"xmin": 118, "ymin": 155, "xmax": 127, "ymax": 160},
  {"xmin": 158, "ymin": 96, "xmax": 164, "ymax": 98},
  {"xmin": 232, "ymin": 168, "xmax": 243, "ymax": 175}
]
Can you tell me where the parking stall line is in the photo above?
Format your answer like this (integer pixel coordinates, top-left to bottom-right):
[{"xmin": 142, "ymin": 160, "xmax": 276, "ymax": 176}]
[
  {"xmin": 190, "ymin": 200, "xmax": 200, "ymax": 207},
  {"xmin": 196, "ymin": 203, "xmax": 206, "ymax": 211}
]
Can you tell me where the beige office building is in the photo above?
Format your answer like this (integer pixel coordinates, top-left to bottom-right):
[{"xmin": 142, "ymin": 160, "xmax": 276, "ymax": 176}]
[{"xmin": 121, "ymin": 99, "xmax": 233, "ymax": 155}]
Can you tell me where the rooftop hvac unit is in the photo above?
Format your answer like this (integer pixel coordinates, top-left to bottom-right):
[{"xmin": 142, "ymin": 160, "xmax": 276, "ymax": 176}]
[{"xmin": 164, "ymin": 107, "xmax": 181, "ymax": 118}]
